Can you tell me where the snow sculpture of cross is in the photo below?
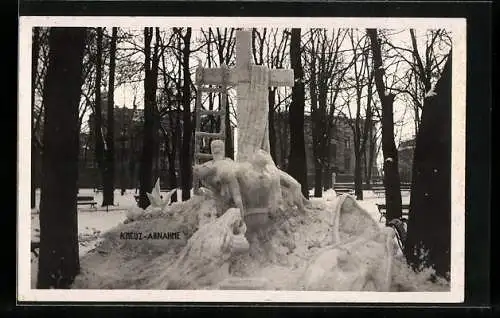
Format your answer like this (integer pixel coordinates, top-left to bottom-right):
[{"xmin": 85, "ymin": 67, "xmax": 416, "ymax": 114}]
[{"xmin": 195, "ymin": 29, "xmax": 294, "ymax": 162}]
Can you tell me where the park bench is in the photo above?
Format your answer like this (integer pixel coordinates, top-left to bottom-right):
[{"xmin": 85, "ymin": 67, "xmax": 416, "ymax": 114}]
[
  {"xmin": 77, "ymin": 195, "xmax": 97, "ymax": 208},
  {"xmin": 31, "ymin": 241, "xmax": 40, "ymax": 257},
  {"xmin": 387, "ymin": 218, "xmax": 407, "ymax": 252},
  {"xmin": 376, "ymin": 203, "xmax": 410, "ymax": 223},
  {"xmin": 372, "ymin": 186, "xmax": 385, "ymax": 197},
  {"xmin": 333, "ymin": 183, "xmax": 355, "ymax": 195},
  {"xmin": 372, "ymin": 185, "xmax": 411, "ymax": 198},
  {"xmin": 335, "ymin": 188, "xmax": 355, "ymax": 195}
]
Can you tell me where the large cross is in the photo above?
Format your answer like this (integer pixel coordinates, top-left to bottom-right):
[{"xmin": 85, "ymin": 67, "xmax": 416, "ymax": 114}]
[{"xmin": 195, "ymin": 30, "xmax": 295, "ymax": 162}]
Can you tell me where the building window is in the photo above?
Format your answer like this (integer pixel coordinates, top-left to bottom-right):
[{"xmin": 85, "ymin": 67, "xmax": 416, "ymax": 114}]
[
  {"xmin": 344, "ymin": 155, "xmax": 350, "ymax": 171},
  {"xmin": 331, "ymin": 126, "xmax": 338, "ymax": 139},
  {"xmin": 345, "ymin": 138, "xmax": 351, "ymax": 149},
  {"xmin": 330, "ymin": 144, "xmax": 337, "ymax": 161}
]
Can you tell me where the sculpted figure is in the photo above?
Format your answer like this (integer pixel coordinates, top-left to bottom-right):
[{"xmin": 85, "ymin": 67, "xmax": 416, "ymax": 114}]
[
  {"xmin": 194, "ymin": 143, "xmax": 309, "ymax": 236},
  {"xmin": 193, "ymin": 140, "xmax": 245, "ymax": 217}
]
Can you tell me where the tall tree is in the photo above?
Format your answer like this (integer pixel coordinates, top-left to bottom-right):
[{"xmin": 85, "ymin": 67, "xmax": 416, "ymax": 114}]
[
  {"xmin": 404, "ymin": 55, "xmax": 452, "ymax": 279},
  {"xmin": 37, "ymin": 27, "xmax": 86, "ymax": 288},
  {"xmin": 384, "ymin": 29, "xmax": 451, "ymax": 139},
  {"xmin": 306, "ymin": 29, "xmax": 350, "ymax": 196},
  {"xmin": 180, "ymin": 27, "xmax": 193, "ymax": 201},
  {"xmin": 367, "ymin": 28, "xmax": 402, "ymax": 223},
  {"xmin": 139, "ymin": 27, "xmax": 160, "ymax": 209},
  {"xmin": 102, "ymin": 27, "xmax": 118, "ymax": 206},
  {"xmin": 287, "ymin": 28, "xmax": 308, "ymax": 198},
  {"xmin": 159, "ymin": 35, "xmax": 180, "ymax": 202},
  {"xmin": 343, "ymin": 31, "xmax": 374, "ymax": 200},
  {"xmin": 93, "ymin": 28, "xmax": 105, "ymax": 185},
  {"xmin": 31, "ymin": 27, "xmax": 41, "ymax": 209}
]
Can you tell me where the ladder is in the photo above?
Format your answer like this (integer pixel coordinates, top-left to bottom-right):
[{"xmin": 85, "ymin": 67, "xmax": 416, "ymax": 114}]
[{"xmin": 193, "ymin": 66, "xmax": 228, "ymax": 191}]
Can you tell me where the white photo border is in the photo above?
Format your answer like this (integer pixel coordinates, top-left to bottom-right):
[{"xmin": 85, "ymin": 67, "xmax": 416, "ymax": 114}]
[{"xmin": 17, "ymin": 16, "xmax": 466, "ymax": 303}]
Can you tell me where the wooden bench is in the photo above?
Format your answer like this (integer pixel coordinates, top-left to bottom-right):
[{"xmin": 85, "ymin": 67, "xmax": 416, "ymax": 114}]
[
  {"xmin": 372, "ymin": 187, "xmax": 385, "ymax": 197},
  {"xmin": 77, "ymin": 195, "xmax": 97, "ymax": 208},
  {"xmin": 335, "ymin": 188, "xmax": 355, "ymax": 195},
  {"xmin": 31, "ymin": 241, "xmax": 40, "ymax": 257},
  {"xmin": 376, "ymin": 203, "xmax": 410, "ymax": 223},
  {"xmin": 372, "ymin": 186, "xmax": 411, "ymax": 198},
  {"xmin": 387, "ymin": 218, "xmax": 407, "ymax": 251}
]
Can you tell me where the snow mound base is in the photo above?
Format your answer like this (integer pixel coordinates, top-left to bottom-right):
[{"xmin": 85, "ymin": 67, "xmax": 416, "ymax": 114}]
[{"xmin": 72, "ymin": 194, "xmax": 449, "ymax": 292}]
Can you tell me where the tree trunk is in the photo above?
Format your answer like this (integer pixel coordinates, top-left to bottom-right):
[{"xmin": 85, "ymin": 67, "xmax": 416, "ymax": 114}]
[
  {"xmin": 367, "ymin": 29, "xmax": 402, "ymax": 223},
  {"xmin": 287, "ymin": 28, "xmax": 309, "ymax": 199},
  {"xmin": 224, "ymin": 95, "xmax": 234, "ymax": 160},
  {"xmin": 353, "ymin": 107, "xmax": 363, "ymax": 200},
  {"xmin": 309, "ymin": 36, "xmax": 321, "ymax": 197},
  {"xmin": 323, "ymin": 161, "xmax": 332, "ymax": 190},
  {"xmin": 404, "ymin": 55, "xmax": 451, "ymax": 279},
  {"xmin": 31, "ymin": 27, "xmax": 41, "ymax": 209},
  {"xmin": 354, "ymin": 149, "xmax": 363, "ymax": 199},
  {"xmin": 37, "ymin": 27, "xmax": 86, "ymax": 289},
  {"xmin": 94, "ymin": 28, "xmax": 105, "ymax": 185},
  {"xmin": 139, "ymin": 28, "xmax": 159, "ymax": 209},
  {"xmin": 102, "ymin": 27, "xmax": 118, "ymax": 206},
  {"xmin": 366, "ymin": 126, "xmax": 376, "ymax": 188},
  {"xmin": 181, "ymin": 28, "xmax": 193, "ymax": 201},
  {"xmin": 120, "ymin": 137, "xmax": 127, "ymax": 195},
  {"xmin": 167, "ymin": 151, "xmax": 178, "ymax": 203},
  {"xmin": 313, "ymin": 162, "xmax": 322, "ymax": 198},
  {"xmin": 31, "ymin": 144, "xmax": 38, "ymax": 209},
  {"xmin": 268, "ymin": 88, "xmax": 277, "ymax": 162},
  {"xmin": 362, "ymin": 70, "xmax": 374, "ymax": 189}
]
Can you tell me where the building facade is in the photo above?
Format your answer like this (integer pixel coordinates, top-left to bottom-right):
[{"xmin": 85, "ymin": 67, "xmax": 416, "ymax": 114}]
[
  {"xmin": 398, "ymin": 138, "xmax": 416, "ymax": 183},
  {"xmin": 273, "ymin": 112, "xmax": 379, "ymax": 188}
]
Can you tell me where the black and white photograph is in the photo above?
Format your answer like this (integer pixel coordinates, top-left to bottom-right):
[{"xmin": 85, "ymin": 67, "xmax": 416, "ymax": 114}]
[{"xmin": 17, "ymin": 16, "xmax": 466, "ymax": 303}]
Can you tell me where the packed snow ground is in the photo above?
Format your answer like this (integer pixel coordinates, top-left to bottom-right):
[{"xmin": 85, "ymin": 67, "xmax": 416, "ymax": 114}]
[{"xmin": 30, "ymin": 187, "xmax": 410, "ymax": 288}]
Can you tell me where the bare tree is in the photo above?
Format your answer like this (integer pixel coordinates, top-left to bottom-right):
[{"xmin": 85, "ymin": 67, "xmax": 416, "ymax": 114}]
[
  {"xmin": 287, "ymin": 28, "xmax": 308, "ymax": 198},
  {"xmin": 31, "ymin": 27, "xmax": 41, "ymax": 209},
  {"xmin": 405, "ymin": 54, "xmax": 452, "ymax": 279},
  {"xmin": 384, "ymin": 29, "xmax": 451, "ymax": 135},
  {"xmin": 158, "ymin": 31, "xmax": 181, "ymax": 202},
  {"xmin": 176, "ymin": 27, "xmax": 194, "ymax": 201},
  {"xmin": 102, "ymin": 27, "xmax": 118, "ymax": 206},
  {"xmin": 367, "ymin": 28, "xmax": 403, "ymax": 223},
  {"xmin": 305, "ymin": 28, "xmax": 351, "ymax": 197},
  {"xmin": 138, "ymin": 27, "xmax": 160, "ymax": 209},
  {"xmin": 37, "ymin": 27, "xmax": 86, "ymax": 288},
  {"xmin": 93, "ymin": 27, "xmax": 105, "ymax": 188},
  {"xmin": 340, "ymin": 30, "xmax": 376, "ymax": 199}
]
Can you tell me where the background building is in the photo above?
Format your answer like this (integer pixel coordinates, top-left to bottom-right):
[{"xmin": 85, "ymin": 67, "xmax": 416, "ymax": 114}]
[
  {"xmin": 273, "ymin": 112, "xmax": 380, "ymax": 189},
  {"xmin": 398, "ymin": 138, "xmax": 416, "ymax": 183}
]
